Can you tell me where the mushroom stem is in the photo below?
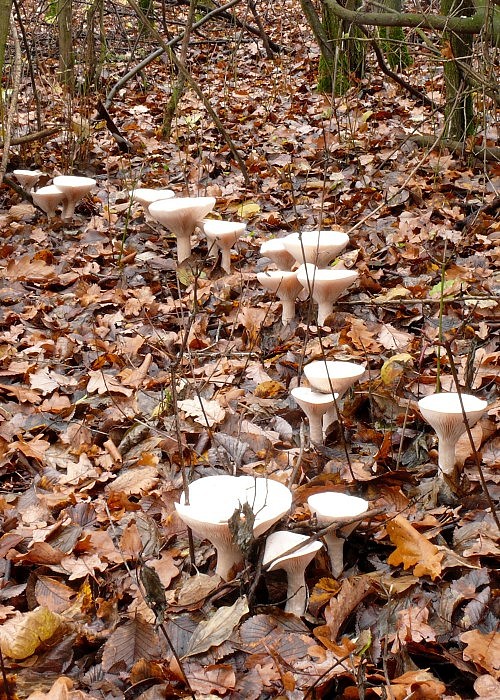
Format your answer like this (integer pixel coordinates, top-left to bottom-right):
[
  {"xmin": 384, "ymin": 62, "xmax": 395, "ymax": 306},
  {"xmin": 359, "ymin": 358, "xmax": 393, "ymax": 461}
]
[
  {"xmin": 220, "ymin": 248, "xmax": 232, "ymax": 275},
  {"xmin": 285, "ymin": 569, "xmax": 309, "ymax": 617},
  {"xmin": 322, "ymin": 532, "xmax": 345, "ymax": 578},
  {"xmin": 438, "ymin": 438, "xmax": 458, "ymax": 476},
  {"xmin": 213, "ymin": 540, "xmax": 245, "ymax": 580},
  {"xmin": 177, "ymin": 234, "xmax": 192, "ymax": 264},
  {"xmin": 281, "ymin": 299, "xmax": 296, "ymax": 325},
  {"xmin": 317, "ymin": 301, "xmax": 333, "ymax": 327}
]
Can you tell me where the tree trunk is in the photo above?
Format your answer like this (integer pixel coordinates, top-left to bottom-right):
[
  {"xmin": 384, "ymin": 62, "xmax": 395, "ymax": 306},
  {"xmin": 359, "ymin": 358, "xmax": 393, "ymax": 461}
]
[
  {"xmin": 318, "ymin": 0, "xmax": 365, "ymax": 95},
  {"xmin": 58, "ymin": 0, "xmax": 74, "ymax": 90},
  {"xmin": 0, "ymin": 0, "xmax": 13, "ymax": 100},
  {"xmin": 378, "ymin": 0, "xmax": 412, "ymax": 70}
]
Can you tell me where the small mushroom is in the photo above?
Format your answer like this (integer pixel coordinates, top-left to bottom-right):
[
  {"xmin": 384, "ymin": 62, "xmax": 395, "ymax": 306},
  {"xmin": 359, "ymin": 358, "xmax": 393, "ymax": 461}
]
[
  {"xmin": 260, "ymin": 239, "xmax": 296, "ymax": 271},
  {"xmin": 149, "ymin": 196, "xmax": 216, "ymax": 263},
  {"xmin": 175, "ymin": 475, "xmax": 292, "ymax": 580},
  {"xmin": 52, "ymin": 175, "xmax": 97, "ymax": 220},
  {"xmin": 418, "ymin": 392, "xmax": 488, "ymax": 484},
  {"xmin": 296, "ymin": 264, "xmax": 358, "ymax": 326},
  {"xmin": 263, "ymin": 530, "xmax": 323, "ymax": 617},
  {"xmin": 308, "ymin": 492, "xmax": 369, "ymax": 577},
  {"xmin": 32, "ymin": 185, "xmax": 66, "ymax": 217},
  {"xmin": 283, "ymin": 230, "xmax": 349, "ymax": 267},
  {"xmin": 130, "ymin": 188, "xmax": 175, "ymax": 220},
  {"xmin": 304, "ymin": 360, "xmax": 366, "ymax": 429},
  {"xmin": 257, "ymin": 270, "xmax": 303, "ymax": 325},
  {"xmin": 291, "ymin": 386, "xmax": 338, "ymax": 445},
  {"xmin": 203, "ymin": 219, "xmax": 246, "ymax": 273},
  {"xmin": 13, "ymin": 169, "xmax": 44, "ymax": 193}
]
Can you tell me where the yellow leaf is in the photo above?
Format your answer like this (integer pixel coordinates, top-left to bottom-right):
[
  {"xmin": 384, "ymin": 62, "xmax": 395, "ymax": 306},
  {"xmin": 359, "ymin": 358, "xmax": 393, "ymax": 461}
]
[
  {"xmin": 236, "ymin": 201, "xmax": 260, "ymax": 219},
  {"xmin": 254, "ymin": 380, "xmax": 286, "ymax": 398},
  {"xmin": 386, "ymin": 515, "xmax": 443, "ymax": 580},
  {"xmin": 380, "ymin": 353, "xmax": 413, "ymax": 386},
  {"xmin": 0, "ymin": 607, "xmax": 62, "ymax": 659}
]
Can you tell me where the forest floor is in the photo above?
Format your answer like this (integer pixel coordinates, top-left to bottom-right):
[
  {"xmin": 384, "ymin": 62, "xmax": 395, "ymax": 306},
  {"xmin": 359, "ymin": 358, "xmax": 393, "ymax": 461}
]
[{"xmin": 0, "ymin": 0, "xmax": 499, "ymax": 698}]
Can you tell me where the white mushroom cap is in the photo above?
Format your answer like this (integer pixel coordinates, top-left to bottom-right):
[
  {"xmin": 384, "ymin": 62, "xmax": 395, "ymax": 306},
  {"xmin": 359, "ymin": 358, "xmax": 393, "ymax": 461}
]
[
  {"xmin": 257, "ymin": 270, "xmax": 303, "ymax": 325},
  {"xmin": 52, "ymin": 175, "xmax": 96, "ymax": 220},
  {"xmin": 308, "ymin": 492, "xmax": 369, "ymax": 577},
  {"xmin": 418, "ymin": 392, "xmax": 488, "ymax": 476},
  {"xmin": 296, "ymin": 264, "xmax": 358, "ymax": 325},
  {"xmin": 149, "ymin": 196, "xmax": 216, "ymax": 263},
  {"xmin": 32, "ymin": 185, "xmax": 66, "ymax": 217},
  {"xmin": 13, "ymin": 169, "xmax": 44, "ymax": 192},
  {"xmin": 260, "ymin": 239, "xmax": 296, "ymax": 271},
  {"xmin": 263, "ymin": 530, "xmax": 323, "ymax": 616},
  {"xmin": 291, "ymin": 386, "xmax": 338, "ymax": 445},
  {"xmin": 304, "ymin": 360, "xmax": 365, "ymax": 395},
  {"xmin": 131, "ymin": 188, "xmax": 175, "ymax": 206},
  {"xmin": 175, "ymin": 475, "xmax": 292, "ymax": 579},
  {"xmin": 283, "ymin": 230, "xmax": 349, "ymax": 267},
  {"xmin": 202, "ymin": 219, "xmax": 246, "ymax": 273}
]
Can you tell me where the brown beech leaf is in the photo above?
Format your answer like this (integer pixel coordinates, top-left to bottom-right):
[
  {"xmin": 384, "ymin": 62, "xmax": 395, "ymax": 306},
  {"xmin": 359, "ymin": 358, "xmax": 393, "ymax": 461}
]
[
  {"xmin": 25, "ymin": 676, "xmax": 95, "ymax": 700},
  {"xmin": 183, "ymin": 596, "xmax": 249, "ymax": 658},
  {"xmin": 0, "ymin": 606, "xmax": 62, "ymax": 659},
  {"xmin": 315, "ymin": 576, "xmax": 372, "ymax": 646},
  {"xmin": 101, "ymin": 614, "xmax": 160, "ymax": 672},
  {"xmin": 5, "ymin": 255, "xmax": 55, "ymax": 282},
  {"xmin": 461, "ymin": 630, "xmax": 500, "ymax": 679},
  {"xmin": 387, "ymin": 515, "xmax": 443, "ymax": 580},
  {"xmin": 185, "ymin": 662, "xmax": 236, "ymax": 696},
  {"xmin": 374, "ymin": 670, "xmax": 446, "ymax": 700},
  {"xmin": 107, "ymin": 466, "xmax": 159, "ymax": 495},
  {"xmin": 34, "ymin": 576, "xmax": 76, "ymax": 613},
  {"xmin": 86, "ymin": 370, "xmax": 134, "ymax": 396},
  {"xmin": 474, "ymin": 675, "xmax": 500, "ymax": 699},
  {"xmin": 391, "ymin": 605, "xmax": 437, "ymax": 652}
]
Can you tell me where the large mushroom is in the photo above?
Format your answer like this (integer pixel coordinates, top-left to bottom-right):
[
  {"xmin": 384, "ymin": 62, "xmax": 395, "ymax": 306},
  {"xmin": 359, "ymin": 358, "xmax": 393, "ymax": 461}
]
[
  {"xmin": 296, "ymin": 264, "xmax": 358, "ymax": 326},
  {"xmin": 263, "ymin": 530, "xmax": 323, "ymax": 617},
  {"xmin": 257, "ymin": 270, "xmax": 303, "ymax": 325},
  {"xmin": 283, "ymin": 230, "xmax": 349, "ymax": 267},
  {"xmin": 260, "ymin": 239, "xmax": 296, "ymax": 271},
  {"xmin": 203, "ymin": 219, "xmax": 246, "ymax": 274},
  {"xmin": 131, "ymin": 188, "xmax": 175, "ymax": 220},
  {"xmin": 52, "ymin": 175, "xmax": 97, "ymax": 220},
  {"xmin": 13, "ymin": 169, "xmax": 44, "ymax": 193},
  {"xmin": 32, "ymin": 185, "xmax": 66, "ymax": 218},
  {"xmin": 175, "ymin": 475, "xmax": 292, "ymax": 580},
  {"xmin": 291, "ymin": 386, "xmax": 337, "ymax": 445},
  {"xmin": 418, "ymin": 392, "xmax": 488, "ymax": 488},
  {"xmin": 149, "ymin": 196, "xmax": 216, "ymax": 263},
  {"xmin": 307, "ymin": 492, "xmax": 369, "ymax": 577}
]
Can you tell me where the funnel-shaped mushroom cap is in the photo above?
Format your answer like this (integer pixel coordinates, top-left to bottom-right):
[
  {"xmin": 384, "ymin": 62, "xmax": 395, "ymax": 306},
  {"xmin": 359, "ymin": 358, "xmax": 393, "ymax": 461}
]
[
  {"xmin": 418, "ymin": 392, "xmax": 488, "ymax": 476},
  {"xmin": 149, "ymin": 196, "xmax": 216, "ymax": 262},
  {"xmin": 307, "ymin": 492, "xmax": 369, "ymax": 524},
  {"xmin": 175, "ymin": 475, "xmax": 292, "ymax": 579},
  {"xmin": 291, "ymin": 387, "xmax": 337, "ymax": 445},
  {"xmin": 203, "ymin": 219, "xmax": 246, "ymax": 273},
  {"xmin": 263, "ymin": 530, "xmax": 323, "ymax": 617},
  {"xmin": 296, "ymin": 264, "xmax": 358, "ymax": 325},
  {"xmin": 131, "ymin": 188, "xmax": 175, "ymax": 206},
  {"xmin": 283, "ymin": 230, "xmax": 349, "ymax": 267},
  {"xmin": 257, "ymin": 270, "xmax": 303, "ymax": 325},
  {"xmin": 304, "ymin": 360, "xmax": 365, "ymax": 395},
  {"xmin": 307, "ymin": 492, "xmax": 368, "ymax": 577},
  {"xmin": 52, "ymin": 175, "xmax": 96, "ymax": 220},
  {"xmin": 32, "ymin": 185, "xmax": 66, "ymax": 217},
  {"xmin": 13, "ymin": 169, "xmax": 44, "ymax": 192},
  {"xmin": 260, "ymin": 239, "xmax": 296, "ymax": 271}
]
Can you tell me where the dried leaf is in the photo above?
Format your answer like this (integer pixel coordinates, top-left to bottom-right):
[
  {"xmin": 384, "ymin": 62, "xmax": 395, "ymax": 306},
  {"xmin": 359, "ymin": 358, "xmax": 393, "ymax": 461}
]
[
  {"xmin": 0, "ymin": 606, "xmax": 62, "ymax": 659},
  {"xmin": 183, "ymin": 596, "xmax": 249, "ymax": 657},
  {"xmin": 101, "ymin": 614, "xmax": 160, "ymax": 671},
  {"xmin": 177, "ymin": 396, "xmax": 226, "ymax": 427},
  {"xmin": 387, "ymin": 515, "xmax": 443, "ymax": 580},
  {"xmin": 461, "ymin": 630, "xmax": 500, "ymax": 679}
]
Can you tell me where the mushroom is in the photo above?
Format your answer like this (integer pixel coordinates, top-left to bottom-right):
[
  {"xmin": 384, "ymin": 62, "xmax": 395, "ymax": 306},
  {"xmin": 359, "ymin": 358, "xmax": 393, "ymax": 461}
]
[
  {"xmin": 32, "ymin": 185, "xmax": 66, "ymax": 217},
  {"xmin": 291, "ymin": 386, "xmax": 338, "ymax": 445},
  {"xmin": 263, "ymin": 530, "xmax": 323, "ymax": 617},
  {"xmin": 130, "ymin": 188, "xmax": 175, "ymax": 220},
  {"xmin": 304, "ymin": 360, "xmax": 366, "ymax": 429},
  {"xmin": 257, "ymin": 270, "xmax": 303, "ymax": 325},
  {"xmin": 260, "ymin": 239, "xmax": 296, "ymax": 271},
  {"xmin": 418, "ymin": 392, "xmax": 488, "ymax": 484},
  {"xmin": 52, "ymin": 175, "xmax": 97, "ymax": 220},
  {"xmin": 202, "ymin": 219, "xmax": 246, "ymax": 273},
  {"xmin": 13, "ymin": 169, "xmax": 44, "ymax": 192},
  {"xmin": 175, "ymin": 475, "xmax": 292, "ymax": 580},
  {"xmin": 296, "ymin": 264, "xmax": 358, "ymax": 326},
  {"xmin": 283, "ymin": 230, "xmax": 349, "ymax": 267},
  {"xmin": 149, "ymin": 196, "xmax": 216, "ymax": 263},
  {"xmin": 307, "ymin": 492, "xmax": 369, "ymax": 577}
]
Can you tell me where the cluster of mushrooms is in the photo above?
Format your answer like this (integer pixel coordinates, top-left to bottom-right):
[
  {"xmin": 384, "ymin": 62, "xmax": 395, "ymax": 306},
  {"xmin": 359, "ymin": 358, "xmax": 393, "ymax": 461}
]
[{"xmin": 14, "ymin": 171, "xmax": 490, "ymax": 615}]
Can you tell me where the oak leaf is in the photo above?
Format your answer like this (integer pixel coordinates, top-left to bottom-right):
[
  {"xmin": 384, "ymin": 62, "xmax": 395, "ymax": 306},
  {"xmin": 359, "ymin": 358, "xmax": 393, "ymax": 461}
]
[
  {"xmin": 177, "ymin": 396, "xmax": 226, "ymax": 427},
  {"xmin": 387, "ymin": 515, "xmax": 443, "ymax": 580},
  {"xmin": 461, "ymin": 630, "xmax": 500, "ymax": 679}
]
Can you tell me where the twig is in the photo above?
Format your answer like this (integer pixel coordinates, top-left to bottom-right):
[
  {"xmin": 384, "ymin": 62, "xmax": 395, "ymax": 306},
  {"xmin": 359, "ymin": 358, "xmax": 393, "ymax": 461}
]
[
  {"xmin": 0, "ymin": 126, "xmax": 61, "ymax": 148},
  {"xmin": 406, "ymin": 133, "xmax": 500, "ymax": 160}
]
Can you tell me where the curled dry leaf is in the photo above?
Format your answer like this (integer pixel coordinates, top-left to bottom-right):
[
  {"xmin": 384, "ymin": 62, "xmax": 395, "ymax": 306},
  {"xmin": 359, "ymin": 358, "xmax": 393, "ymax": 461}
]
[
  {"xmin": 461, "ymin": 630, "xmax": 500, "ymax": 679},
  {"xmin": 0, "ymin": 606, "xmax": 62, "ymax": 659},
  {"xmin": 183, "ymin": 596, "xmax": 249, "ymax": 658},
  {"xmin": 386, "ymin": 514, "xmax": 443, "ymax": 580}
]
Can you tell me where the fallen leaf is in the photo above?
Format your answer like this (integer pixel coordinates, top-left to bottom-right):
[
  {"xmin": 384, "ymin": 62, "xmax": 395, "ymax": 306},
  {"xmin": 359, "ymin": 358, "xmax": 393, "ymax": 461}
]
[
  {"xmin": 177, "ymin": 396, "xmax": 226, "ymax": 427},
  {"xmin": 387, "ymin": 515, "xmax": 443, "ymax": 580},
  {"xmin": 183, "ymin": 596, "xmax": 249, "ymax": 657},
  {"xmin": 461, "ymin": 630, "xmax": 500, "ymax": 679},
  {"xmin": 0, "ymin": 606, "xmax": 62, "ymax": 659},
  {"xmin": 101, "ymin": 614, "xmax": 160, "ymax": 671}
]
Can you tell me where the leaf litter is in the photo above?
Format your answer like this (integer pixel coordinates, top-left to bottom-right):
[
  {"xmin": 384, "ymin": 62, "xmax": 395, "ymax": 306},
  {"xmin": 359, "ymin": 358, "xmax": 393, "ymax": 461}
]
[{"xmin": 0, "ymin": 0, "xmax": 499, "ymax": 698}]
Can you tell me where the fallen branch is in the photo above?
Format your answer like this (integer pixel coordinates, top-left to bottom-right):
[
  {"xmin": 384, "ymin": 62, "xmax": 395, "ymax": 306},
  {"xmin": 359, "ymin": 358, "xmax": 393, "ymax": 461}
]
[
  {"xmin": 407, "ymin": 134, "xmax": 500, "ymax": 161},
  {"xmin": 0, "ymin": 126, "xmax": 61, "ymax": 148}
]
